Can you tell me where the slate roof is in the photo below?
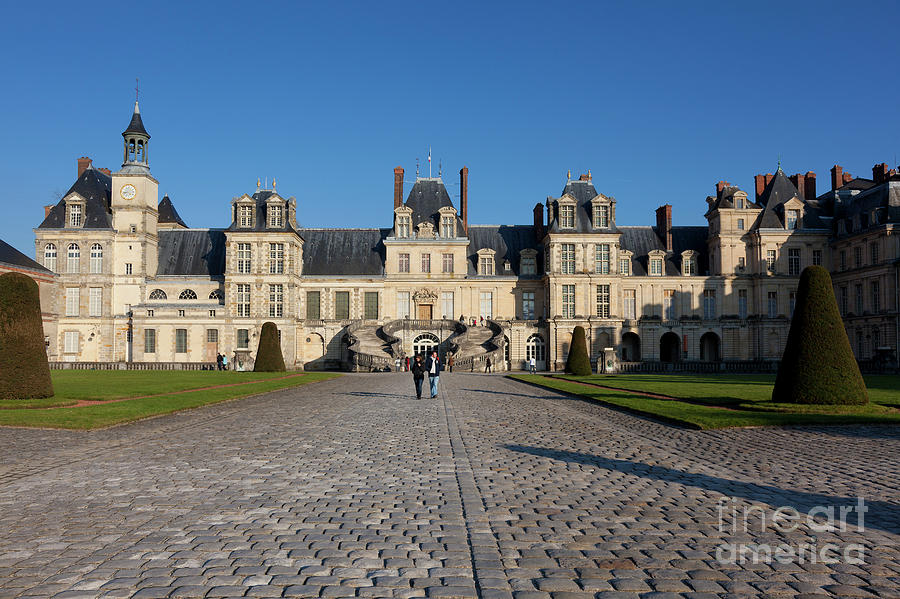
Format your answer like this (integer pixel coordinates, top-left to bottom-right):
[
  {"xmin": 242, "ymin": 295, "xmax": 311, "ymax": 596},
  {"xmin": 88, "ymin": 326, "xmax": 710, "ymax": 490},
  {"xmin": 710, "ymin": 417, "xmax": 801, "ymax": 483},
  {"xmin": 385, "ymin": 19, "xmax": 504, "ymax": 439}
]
[
  {"xmin": 753, "ymin": 169, "xmax": 828, "ymax": 230},
  {"xmin": 123, "ymin": 102, "xmax": 149, "ymax": 137},
  {"xmin": 466, "ymin": 225, "xmax": 542, "ymax": 276},
  {"xmin": 157, "ymin": 229, "xmax": 226, "ymax": 276},
  {"xmin": 158, "ymin": 195, "xmax": 187, "ymax": 227},
  {"xmin": 403, "ymin": 178, "xmax": 464, "ymax": 232},
  {"xmin": 39, "ymin": 168, "xmax": 112, "ymax": 229},
  {"xmin": 619, "ymin": 226, "xmax": 709, "ymax": 276},
  {"xmin": 226, "ymin": 190, "xmax": 301, "ymax": 237},
  {"xmin": 0, "ymin": 238, "xmax": 52, "ymax": 274},
  {"xmin": 300, "ymin": 229, "xmax": 387, "ymax": 276},
  {"xmin": 833, "ymin": 180, "xmax": 900, "ymax": 235},
  {"xmin": 707, "ymin": 185, "xmax": 758, "ymax": 212},
  {"xmin": 548, "ymin": 179, "xmax": 616, "ymax": 233}
]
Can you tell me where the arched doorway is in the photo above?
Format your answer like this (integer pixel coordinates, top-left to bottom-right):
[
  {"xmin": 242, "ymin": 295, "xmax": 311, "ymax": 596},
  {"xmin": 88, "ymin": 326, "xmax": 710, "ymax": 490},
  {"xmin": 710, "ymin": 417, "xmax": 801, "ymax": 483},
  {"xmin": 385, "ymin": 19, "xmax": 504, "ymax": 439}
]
[
  {"xmin": 660, "ymin": 332, "xmax": 680, "ymax": 362},
  {"xmin": 526, "ymin": 333, "xmax": 546, "ymax": 370},
  {"xmin": 412, "ymin": 333, "xmax": 440, "ymax": 358},
  {"xmin": 503, "ymin": 335, "xmax": 510, "ymax": 364},
  {"xmin": 700, "ymin": 332, "xmax": 721, "ymax": 362},
  {"xmin": 302, "ymin": 333, "xmax": 326, "ymax": 369},
  {"xmin": 621, "ymin": 332, "xmax": 640, "ymax": 362}
]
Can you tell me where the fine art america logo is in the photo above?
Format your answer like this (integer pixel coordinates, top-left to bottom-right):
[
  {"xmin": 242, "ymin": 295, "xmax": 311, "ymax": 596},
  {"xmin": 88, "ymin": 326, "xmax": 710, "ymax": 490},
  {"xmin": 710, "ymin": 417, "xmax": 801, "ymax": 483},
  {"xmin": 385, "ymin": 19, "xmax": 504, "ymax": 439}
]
[{"xmin": 716, "ymin": 496, "xmax": 867, "ymax": 565}]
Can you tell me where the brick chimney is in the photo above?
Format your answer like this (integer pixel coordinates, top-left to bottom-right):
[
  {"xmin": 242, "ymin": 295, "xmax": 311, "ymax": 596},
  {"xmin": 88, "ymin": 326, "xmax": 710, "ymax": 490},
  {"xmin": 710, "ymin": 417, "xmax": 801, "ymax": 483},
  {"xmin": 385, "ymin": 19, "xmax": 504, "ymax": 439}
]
[
  {"xmin": 754, "ymin": 174, "xmax": 767, "ymax": 200},
  {"xmin": 843, "ymin": 172, "xmax": 853, "ymax": 185},
  {"xmin": 533, "ymin": 203, "xmax": 545, "ymax": 242},
  {"xmin": 789, "ymin": 173, "xmax": 805, "ymax": 199},
  {"xmin": 44, "ymin": 205, "xmax": 54, "ymax": 218},
  {"xmin": 804, "ymin": 171, "xmax": 816, "ymax": 201},
  {"xmin": 459, "ymin": 166, "xmax": 468, "ymax": 233},
  {"xmin": 393, "ymin": 166, "xmax": 404, "ymax": 209},
  {"xmin": 98, "ymin": 167, "xmax": 111, "ymax": 176},
  {"xmin": 765, "ymin": 173, "xmax": 775, "ymax": 188},
  {"xmin": 831, "ymin": 165, "xmax": 843, "ymax": 190},
  {"xmin": 579, "ymin": 173, "xmax": 590, "ymax": 182},
  {"xmin": 716, "ymin": 180, "xmax": 727, "ymax": 194},
  {"xmin": 873, "ymin": 163, "xmax": 889, "ymax": 184},
  {"xmin": 77, "ymin": 156, "xmax": 92, "ymax": 177},
  {"xmin": 655, "ymin": 204, "xmax": 673, "ymax": 251}
]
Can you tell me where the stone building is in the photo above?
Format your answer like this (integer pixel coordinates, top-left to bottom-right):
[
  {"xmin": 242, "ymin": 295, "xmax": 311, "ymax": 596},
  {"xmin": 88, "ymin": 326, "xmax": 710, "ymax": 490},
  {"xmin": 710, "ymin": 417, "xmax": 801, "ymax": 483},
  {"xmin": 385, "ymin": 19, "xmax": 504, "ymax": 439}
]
[
  {"xmin": 33, "ymin": 101, "xmax": 899, "ymax": 370},
  {"xmin": 0, "ymin": 239, "xmax": 57, "ymax": 352}
]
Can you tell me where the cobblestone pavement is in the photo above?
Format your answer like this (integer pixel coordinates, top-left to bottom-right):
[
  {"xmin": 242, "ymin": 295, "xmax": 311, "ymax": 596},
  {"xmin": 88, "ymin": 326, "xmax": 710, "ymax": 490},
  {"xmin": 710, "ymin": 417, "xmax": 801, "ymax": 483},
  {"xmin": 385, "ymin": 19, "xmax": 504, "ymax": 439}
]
[{"xmin": 0, "ymin": 373, "xmax": 898, "ymax": 599}]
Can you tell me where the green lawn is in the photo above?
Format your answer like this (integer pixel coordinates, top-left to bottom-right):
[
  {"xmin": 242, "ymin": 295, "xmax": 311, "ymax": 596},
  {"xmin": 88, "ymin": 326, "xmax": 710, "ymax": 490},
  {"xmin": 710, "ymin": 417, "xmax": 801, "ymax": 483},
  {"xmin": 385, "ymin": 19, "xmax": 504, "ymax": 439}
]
[
  {"xmin": 0, "ymin": 371, "xmax": 341, "ymax": 429},
  {"xmin": 508, "ymin": 373, "xmax": 900, "ymax": 429}
]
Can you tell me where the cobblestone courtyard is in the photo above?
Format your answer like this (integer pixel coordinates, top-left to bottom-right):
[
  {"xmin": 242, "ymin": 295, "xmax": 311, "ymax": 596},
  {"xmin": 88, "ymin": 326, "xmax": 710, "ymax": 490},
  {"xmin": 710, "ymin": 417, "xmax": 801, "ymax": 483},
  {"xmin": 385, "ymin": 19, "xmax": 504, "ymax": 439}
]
[{"xmin": 0, "ymin": 373, "xmax": 898, "ymax": 599}]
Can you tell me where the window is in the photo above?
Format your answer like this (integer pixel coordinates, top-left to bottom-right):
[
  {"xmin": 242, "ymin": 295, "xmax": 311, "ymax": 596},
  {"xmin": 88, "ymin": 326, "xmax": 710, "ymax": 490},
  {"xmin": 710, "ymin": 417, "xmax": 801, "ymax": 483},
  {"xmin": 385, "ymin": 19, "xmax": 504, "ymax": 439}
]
[
  {"xmin": 335, "ymin": 291, "xmax": 350, "ymax": 319},
  {"xmin": 396, "ymin": 215, "xmax": 411, "ymax": 238},
  {"xmin": 237, "ymin": 243, "xmax": 252, "ymax": 274},
  {"xmin": 147, "ymin": 309, "xmax": 154, "ymax": 317},
  {"xmin": 238, "ymin": 205, "xmax": 253, "ymax": 228},
  {"xmin": 65, "ymin": 288, "xmax": 79, "ymax": 316},
  {"xmin": 562, "ymin": 285, "xmax": 575, "ymax": 318},
  {"xmin": 64, "ymin": 331, "xmax": 79, "ymax": 353},
  {"xmin": 812, "ymin": 250, "xmax": 822, "ymax": 266},
  {"xmin": 738, "ymin": 256, "xmax": 745, "ymax": 270},
  {"xmin": 89, "ymin": 244, "xmax": 103, "ymax": 273},
  {"xmin": 619, "ymin": 257, "xmax": 630, "ymax": 276},
  {"xmin": 306, "ymin": 291, "xmax": 320, "ymax": 320},
  {"xmin": 441, "ymin": 216, "xmax": 455, "ymax": 238},
  {"xmin": 596, "ymin": 285, "xmax": 610, "ymax": 318},
  {"xmin": 650, "ymin": 258, "xmax": 663, "ymax": 276},
  {"xmin": 561, "ymin": 244, "xmax": 575, "ymax": 274},
  {"xmin": 855, "ymin": 284, "xmax": 863, "ymax": 314},
  {"xmin": 479, "ymin": 291, "xmax": 493, "ymax": 320},
  {"xmin": 207, "ymin": 329, "xmax": 218, "ymax": 344},
  {"xmin": 479, "ymin": 256, "xmax": 494, "ymax": 275},
  {"xmin": 179, "ymin": 289, "xmax": 197, "ymax": 300},
  {"xmin": 786, "ymin": 209, "xmax": 799, "ymax": 230},
  {"xmin": 593, "ymin": 204, "xmax": 609, "ymax": 228},
  {"xmin": 871, "ymin": 281, "xmax": 880, "ymax": 313},
  {"xmin": 149, "ymin": 289, "xmax": 167, "ymax": 300},
  {"xmin": 209, "ymin": 289, "xmax": 224, "ymax": 302},
  {"xmin": 237, "ymin": 329, "xmax": 250, "ymax": 349},
  {"xmin": 873, "ymin": 328, "xmax": 881, "ymax": 350},
  {"xmin": 178, "ymin": 309, "xmax": 185, "ymax": 317},
  {"xmin": 67, "ymin": 243, "xmax": 80, "ymax": 273},
  {"xmin": 737, "ymin": 197, "xmax": 744, "ymax": 209},
  {"xmin": 840, "ymin": 250, "xmax": 847, "ymax": 271},
  {"xmin": 364, "ymin": 292, "xmax": 378, "ymax": 319},
  {"xmin": 89, "ymin": 287, "xmax": 102, "ymax": 317},
  {"xmin": 442, "ymin": 253, "xmax": 454, "ymax": 274},
  {"xmin": 421, "ymin": 253, "xmax": 431, "ymax": 274},
  {"xmin": 738, "ymin": 289, "xmax": 748, "ymax": 319},
  {"xmin": 788, "ymin": 248, "xmax": 801, "ymax": 276},
  {"xmin": 522, "ymin": 291, "xmax": 535, "ymax": 320},
  {"xmin": 840, "ymin": 286, "xmax": 848, "ymax": 315},
  {"xmin": 441, "ymin": 291, "xmax": 454, "ymax": 320},
  {"xmin": 521, "ymin": 254, "xmax": 537, "ymax": 275},
  {"xmin": 788, "ymin": 291, "xmax": 796, "ymax": 316},
  {"xmin": 526, "ymin": 333, "xmax": 545, "ymax": 362},
  {"xmin": 209, "ymin": 310, "xmax": 216, "ymax": 317},
  {"xmin": 856, "ymin": 330, "xmax": 864, "ymax": 359},
  {"xmin": 396, "ymin": 291, "xmax": 410, "ymax": 319},
  {"xmin": 125, "ymin": 263, "xmax": 133, "ymax": 275},
  {"xmin": 175, "ymin": 329, "xmax": 188, "ymax": 353},
  {"xmin": 595, "ymin": 244, "xmax": 610, "ymax": 274},
  {"xmin": 870, "ymin": 243, "xmax": 879, "ymax": 265},
  {"xmin": 144, "ymin": 329, "xmax": 156, "ymax": 353},
  {"xmin": 768, "ymin": 291, "xmax": 778, "ymax": 318},
  {"xmin": 683, "ymin": 256, "xmax": 695, "ymax": 276},
  {"xmin": 854, "ymin": 246, "xmax": 862, "ymax": 268},
  {"xmin": 737, "ymin": 218, "xmax": 745, "ymax": 230},
  {"xmin": 703, "ymin": 289, "xmax": 716, "ymax": 320},
  {"xmin": 69, "ymin": 204, "xmax": 82, "ymax": 227},
  {"xmin": 398, "ymin": 253, "xmax": 410, "ymax": 273},
  {"xmin": 268, "ymin": 204, "xmax": 283, "ymax": 228},
  {"xmin": 269, "ymin": 243, "xmax": 284, "ymax": 274},
  {"xmin": 560, "ymin": 205, "xmax": 575, "ymax": 228},
  {"xmin": 44, "ymin": 243, "xmax": 57, "ymax": 271},
  {"xmin": 269, "ymin": 284, "xmax": 284, "ymax": 317},
  {"xmin": 623, "ymin": 289, "xmax": 636, "ymax": 320},
  {"xmin": 237, "ymin": 284, "xmax": 251, "ymax": 317},
  {"xmin": 663, "ymin": 289, "xmax": 676, "ymax": 320},
  {"xmin": 766, "ymin": 250, "xmax": 776, "ymax": 272}
]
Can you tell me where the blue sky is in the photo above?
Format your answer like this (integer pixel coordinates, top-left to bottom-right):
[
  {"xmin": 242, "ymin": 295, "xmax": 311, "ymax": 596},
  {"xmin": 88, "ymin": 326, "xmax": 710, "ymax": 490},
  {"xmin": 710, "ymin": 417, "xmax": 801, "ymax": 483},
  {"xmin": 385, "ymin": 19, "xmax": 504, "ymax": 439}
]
[{"xmin": 2, "ymin": 0, "xmax": 899, "ymax": 254}]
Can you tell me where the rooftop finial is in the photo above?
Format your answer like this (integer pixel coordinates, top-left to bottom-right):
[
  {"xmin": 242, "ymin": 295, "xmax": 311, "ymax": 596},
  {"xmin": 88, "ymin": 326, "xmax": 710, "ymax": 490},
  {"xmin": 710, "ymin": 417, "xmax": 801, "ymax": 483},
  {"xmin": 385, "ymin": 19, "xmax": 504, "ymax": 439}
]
[
  {"xmin": 257, "ymin": 177, "xmax": 261, "ymax": 189},
  {"xmin": 777, "ymin": 154, "xmax": 783, "ymax": 172},
  {"xmin": 588, "ymin": 169, "xmax": 592, "ymax": 181},
  {"xmin": 567, "ymin": 169, "xmax": 571, "ymax": 181},
  {"xmin": 438, "ymin": 159, "xmax": 442, "ymax": 177},
  {"xmin": 416, "ymin": 157, "xmax": 420, "ymax": 178},
  {"xmin": 272, "ymin": 177, "xmax": 276, "ymax": 191}
]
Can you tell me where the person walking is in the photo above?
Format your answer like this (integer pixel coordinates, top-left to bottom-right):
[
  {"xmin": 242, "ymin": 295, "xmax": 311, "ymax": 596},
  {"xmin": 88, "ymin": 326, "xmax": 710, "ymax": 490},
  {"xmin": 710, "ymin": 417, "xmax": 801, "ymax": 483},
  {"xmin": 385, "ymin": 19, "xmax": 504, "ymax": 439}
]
[
  {"xmin": 529, "ymin": 356, "xmax": 536, "ymax": 374},
  {"xmin": 222, "ymin": 354, "xmax": 228, "ymax": 370},
  {"xmin": 216, "ymin": 353, "xmax": 223, "ymax": 371},
  {"xmin": 485, "ymin": 357, "xmax": 492, "ymax": 373},
  {"xmin": 447, "ymin": 354, "xmax": 454, "ymax": 373},
  {"xmin": 424, "ymin": 350, "xmax": 442, "ymax": 398},
  {"xmin": 410, "ymin": 354, "xmax": 426, "ymax": 399}
]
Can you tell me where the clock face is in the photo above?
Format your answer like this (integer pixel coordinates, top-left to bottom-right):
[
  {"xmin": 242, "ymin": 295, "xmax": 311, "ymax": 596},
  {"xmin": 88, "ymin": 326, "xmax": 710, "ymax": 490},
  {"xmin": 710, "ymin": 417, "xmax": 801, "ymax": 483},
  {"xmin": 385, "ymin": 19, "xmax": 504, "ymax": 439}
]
[{"xmin": 120, "ymin": 184, "xmax": 137, "ymax": 200}]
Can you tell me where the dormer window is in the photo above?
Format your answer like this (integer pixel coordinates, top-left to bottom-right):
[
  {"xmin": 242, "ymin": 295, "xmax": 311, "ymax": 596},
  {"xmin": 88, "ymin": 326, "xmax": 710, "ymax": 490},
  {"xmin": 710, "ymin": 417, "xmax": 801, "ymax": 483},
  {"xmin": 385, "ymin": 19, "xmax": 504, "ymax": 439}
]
[
  {"xmin": 268, "ymin": 204, "xmax": 284, "ymax": 228},
  {"xmin": 560, "ymin": 205, "xmax": 575, "ymax": 228},
  {"xmin": 441, "ymin": 216, "xmax": 455, "ymax": 237},
  {"xmin": 477, "ymin": 249, "xmax": 496, "ymax": 275},
  {"xmin": 238, "ymin": 205, "xmax": 253, "ymax": 228},
  {"xmin": 648, "ymin": 250, "xmax": 665, "ymax": 276},
  {"xmin": 786, "ymin": 209, "xmax": 800, "ymax": 230},
  {"xmin": 520, "ymin": 249, "xmax": 537, "ymax": 275},
  {"xmin": 593, "ymin": 204, "xmax": 609, "ymax": 228},
  {"xmin": 681, "ymin": 251, "xmax": 697, "ymax": 276},
  {"xmin": 69, "ymin": 203, "xmax": 83, "ymax": 228},
  {"xmin": 397, "ymin": 215, "xmax": 411, "ymax": 237}
]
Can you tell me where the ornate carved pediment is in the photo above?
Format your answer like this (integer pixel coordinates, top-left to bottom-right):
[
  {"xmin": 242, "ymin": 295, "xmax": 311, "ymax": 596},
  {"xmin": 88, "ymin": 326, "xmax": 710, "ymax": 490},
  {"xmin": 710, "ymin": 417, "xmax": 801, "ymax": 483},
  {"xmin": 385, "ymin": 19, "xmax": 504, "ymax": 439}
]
[{"xmin": 413, "ymin": 288, "xmax": 438, "ymax": 303}]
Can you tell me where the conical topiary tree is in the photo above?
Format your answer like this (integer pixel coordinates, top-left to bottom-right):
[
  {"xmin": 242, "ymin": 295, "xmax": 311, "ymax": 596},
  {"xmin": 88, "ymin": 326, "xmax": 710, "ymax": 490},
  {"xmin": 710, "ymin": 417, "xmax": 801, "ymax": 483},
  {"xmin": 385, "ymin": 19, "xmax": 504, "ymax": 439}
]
[
  {"xmin": 565, "ymin": 325, "xmax": 592, "ymax": 376},
  {"xmin": 0, "ymin": 272, "xmax": 53, "ymax": 399},
  {"xmin": 253, "ymin": 322, "xmax": 286, "ymax": 372},
  {"xmin": 772, "ymin": 265, "xmax": 867, "ymax": 405}
]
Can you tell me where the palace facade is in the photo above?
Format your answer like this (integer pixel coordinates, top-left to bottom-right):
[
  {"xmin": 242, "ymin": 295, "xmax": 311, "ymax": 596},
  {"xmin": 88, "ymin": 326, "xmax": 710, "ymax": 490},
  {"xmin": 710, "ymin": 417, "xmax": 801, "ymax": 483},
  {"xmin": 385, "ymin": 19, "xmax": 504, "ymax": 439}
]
[{"xmin": 33, "ymin": 102, "xmax": 900, "ymax": 371}]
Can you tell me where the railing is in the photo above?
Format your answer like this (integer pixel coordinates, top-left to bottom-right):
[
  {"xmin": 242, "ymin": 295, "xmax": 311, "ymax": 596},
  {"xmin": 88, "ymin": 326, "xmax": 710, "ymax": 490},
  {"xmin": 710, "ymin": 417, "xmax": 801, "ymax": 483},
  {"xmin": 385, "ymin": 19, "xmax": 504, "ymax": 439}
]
[
  {"xmin": 452, "ymin": 319, "xmax": 507, "ymax": 372},
  {"xmin": 616, "ymin": 360, "xmax": 778, "ymax": 374},
  {"xmin": 50, "ymin": 361, "xmax": 213, "ymax": 371}
]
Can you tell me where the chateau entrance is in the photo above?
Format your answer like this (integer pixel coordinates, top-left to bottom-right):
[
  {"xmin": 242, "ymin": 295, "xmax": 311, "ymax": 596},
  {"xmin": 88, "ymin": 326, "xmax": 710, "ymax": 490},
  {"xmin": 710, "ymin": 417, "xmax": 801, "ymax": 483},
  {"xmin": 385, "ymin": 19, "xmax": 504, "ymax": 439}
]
[
  {"xmin": 418, "ymin": 304, "xmax": 433, "ymax": 320},
  {"xmin": 412, "ymin": 333, "xmax": 440, "ymax": 358},
  {"xmin": 660, "ymin": 332, "xmax": 680, "ymax": 362}
]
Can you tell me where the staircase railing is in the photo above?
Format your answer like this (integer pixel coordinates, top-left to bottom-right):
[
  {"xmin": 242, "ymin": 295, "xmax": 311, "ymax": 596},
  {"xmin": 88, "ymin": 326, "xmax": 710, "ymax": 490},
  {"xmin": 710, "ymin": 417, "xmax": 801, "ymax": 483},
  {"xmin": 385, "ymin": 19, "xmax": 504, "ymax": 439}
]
[{"xmin": 452, "ymin": 319, "xmax": 507, "ymax": 372}]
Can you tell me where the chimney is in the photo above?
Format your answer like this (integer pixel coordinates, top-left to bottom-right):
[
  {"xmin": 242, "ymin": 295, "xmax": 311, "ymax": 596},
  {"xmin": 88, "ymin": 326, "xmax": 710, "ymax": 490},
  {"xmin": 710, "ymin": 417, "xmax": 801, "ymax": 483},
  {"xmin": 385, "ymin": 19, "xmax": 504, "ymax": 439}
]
[
  {"xmin": 98, "ymin": 167, "xmax": 111, "ymax": 176},
  {"xmin": 716, "ymin": 180, "xmax": 726, "ymax": 194},
  {"xmin": 843, "ymin": 172, "xmax": 853, "ymax": 185},
  {"xmin": 578, "ymin": 173, "xmax": 590, "ymax": 182},
  {"xmin": 831, "ymin": 165, "xmax": 843, "ymax": 190},
  {"xmin": 655, "ymin": 204, "xmax": 673, "ymax": 251},
  {"xmin": 754, "ymin": 174, "xmax": 766, "ymax": 200},
  {"xmin": 873, "ymin": 163, "xmax": 889, "ymax": 184},
  {"xmin": 44, "ymin": 205, "xmax": 54, "ymax": 218},
  {"xmin": 789, "ymin": 173, "xmax": 805, "ymax": 199},
  {"xmin": 393, "ymin": 166, "xmax": 404, "ymax": 209},
  {"xmin": 533, "ymin": 203, "xmax": 544, "ymax": 242},
  {"xmin": 77, "ymin": 156, "xmax": 92, "ymax": 177},
  {"xmin": 765, "ymin": 173, "xmax": 775, "ymax": 188},
  {"xmin": 459, "ymin": 166, "xmax": 468, "ymax": 233},
  {"xmin": 804, "ymin": 171, "xmax": 816, "ymax": 201}
]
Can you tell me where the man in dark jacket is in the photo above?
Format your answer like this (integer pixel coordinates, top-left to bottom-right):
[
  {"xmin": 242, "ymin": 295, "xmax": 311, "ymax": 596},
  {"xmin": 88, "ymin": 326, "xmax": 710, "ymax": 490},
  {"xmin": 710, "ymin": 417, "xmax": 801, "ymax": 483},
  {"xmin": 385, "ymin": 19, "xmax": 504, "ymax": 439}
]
[
  {"xmin": 410, "ymin": 354, "xmax": 426, "ymax": 399},
  {"xmin": 424, "ymin": 350, "xmax": 442, "ymax": 398}
]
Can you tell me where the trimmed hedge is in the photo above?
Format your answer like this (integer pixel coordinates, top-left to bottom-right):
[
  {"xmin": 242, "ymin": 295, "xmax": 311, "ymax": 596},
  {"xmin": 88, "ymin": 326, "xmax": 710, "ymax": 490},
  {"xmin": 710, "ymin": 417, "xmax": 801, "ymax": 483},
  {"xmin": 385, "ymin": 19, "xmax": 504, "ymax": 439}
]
[
  {"xmin": 772, "ymin": 265, "xmax": 868, "ymax": 405},
  {"xmin": 0, "ymin": 272, "xmax": 54, "ymax": 399},
  {"xmin": 254, "ymin": 322, "xmax": 286, "ymax": 372},
  {"xmin": 565, "ymin": 325, "xmax": 592, "ymax": 376}
]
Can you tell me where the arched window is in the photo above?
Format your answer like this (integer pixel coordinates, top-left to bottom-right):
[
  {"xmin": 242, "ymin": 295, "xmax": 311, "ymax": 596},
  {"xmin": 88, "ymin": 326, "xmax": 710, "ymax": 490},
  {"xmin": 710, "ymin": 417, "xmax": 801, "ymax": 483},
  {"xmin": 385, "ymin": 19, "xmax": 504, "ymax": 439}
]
[
  {"xmin": 90, "ymin": 243, "xmax": 103, "ymax": 274},
  {"xmin": 412, "ymin": 333, "xmax": 440, "ymax": 357},
  {"xmin": 149, "ymin": 289, "xmax": 167, "ymax": 300},
  {"xmin": 44, "ymin": 243, "xmax": 57, "ymax": 272},
  {"xmin": 179, "ymin": 289, "xmax": 198, "ymax": 300},
  {"xmin": 67, "ymin": 243, "xmax": 80, "ymax": 273},
  {"xmin": 526, "ymin": 334, "xmax": 545, "ymax": 362},
  {"xmin": 209, "ymin": 289, "xmax": 224, "ymax": 302}
]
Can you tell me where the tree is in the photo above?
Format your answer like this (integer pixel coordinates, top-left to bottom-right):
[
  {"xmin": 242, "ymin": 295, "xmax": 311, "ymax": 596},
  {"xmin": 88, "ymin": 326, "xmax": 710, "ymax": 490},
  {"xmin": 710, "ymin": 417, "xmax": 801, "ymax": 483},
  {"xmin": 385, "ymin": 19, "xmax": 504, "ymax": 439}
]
[
  {"xmin": 565, "ymin": 325, "xmax": 592, "ymax": 376},
  {"xmin": 0, "ymin": 272, "xmax": 53, "ymax": 399},
  {"xmin": 772, "ymin": 265, "xmax": 868, "ymax": 405},
  {"xmin": 254, "ymin": 322, "xmax": 286, "ymax": 372}
]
